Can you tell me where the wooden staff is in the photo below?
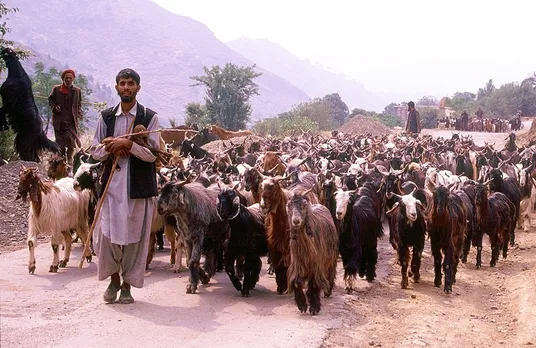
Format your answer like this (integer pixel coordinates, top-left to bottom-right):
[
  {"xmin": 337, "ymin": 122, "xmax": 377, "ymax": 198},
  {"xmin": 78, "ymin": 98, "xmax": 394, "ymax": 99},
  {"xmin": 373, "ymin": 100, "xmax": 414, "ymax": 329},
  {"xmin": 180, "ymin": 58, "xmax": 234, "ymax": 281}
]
[{"xmin": 78, "ymin": 156, "xmax": 120, "ymax": 269}]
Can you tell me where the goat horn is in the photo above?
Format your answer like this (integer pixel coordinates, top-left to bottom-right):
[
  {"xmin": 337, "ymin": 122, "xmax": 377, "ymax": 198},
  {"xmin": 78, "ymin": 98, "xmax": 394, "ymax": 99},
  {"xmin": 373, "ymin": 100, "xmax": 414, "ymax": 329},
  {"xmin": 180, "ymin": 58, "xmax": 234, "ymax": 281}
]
[
  {"xmin": 158, "ymin": 172, "xmax": 170, "ymax": 183},
  {"xmin": 386, "ymin": 202, "xmax": 400, "ymax": 215}
]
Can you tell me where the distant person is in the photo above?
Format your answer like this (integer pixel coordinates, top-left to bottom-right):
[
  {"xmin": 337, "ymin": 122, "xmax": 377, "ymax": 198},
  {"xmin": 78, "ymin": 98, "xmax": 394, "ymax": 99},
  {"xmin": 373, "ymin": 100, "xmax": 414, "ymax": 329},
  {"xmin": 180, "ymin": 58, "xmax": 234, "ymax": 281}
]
[
  {"xmin": 48, "ymin": 69, "xmax": 83, "ymax": 165},
  {"xmin": 405, "ymin": 101, "xmax": 421, "ymax": 134},
  {"xmin": 446, "ymin": 116, "xmax": 450, "ymax": 129},
  {"xmin": 461, "ymin": 110, "xmax": 469, "ymax": 131},
  {"xmin": 476, "ymin": 107, "xmax": 484, "ymax": 120}
]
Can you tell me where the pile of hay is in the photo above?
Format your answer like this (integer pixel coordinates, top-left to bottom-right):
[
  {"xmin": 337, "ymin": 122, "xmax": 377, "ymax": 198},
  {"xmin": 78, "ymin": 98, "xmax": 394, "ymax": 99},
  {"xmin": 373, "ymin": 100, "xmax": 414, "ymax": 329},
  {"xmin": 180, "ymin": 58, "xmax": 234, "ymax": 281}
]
[{"xmin": 338, "ymin": 115, "xmax": 393, "ymax": 136}]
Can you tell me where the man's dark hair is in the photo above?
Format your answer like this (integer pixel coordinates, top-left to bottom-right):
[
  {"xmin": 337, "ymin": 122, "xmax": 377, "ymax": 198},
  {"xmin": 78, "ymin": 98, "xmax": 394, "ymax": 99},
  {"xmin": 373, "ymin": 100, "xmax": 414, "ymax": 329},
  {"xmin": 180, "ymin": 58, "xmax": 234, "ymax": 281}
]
[
  {"xmin": 115, "ymin": 68, "xmax": 140, "ymax": 85},
  {"xmin": 407, "ymin": 101, "xmax": 415, "ymax": 108}
]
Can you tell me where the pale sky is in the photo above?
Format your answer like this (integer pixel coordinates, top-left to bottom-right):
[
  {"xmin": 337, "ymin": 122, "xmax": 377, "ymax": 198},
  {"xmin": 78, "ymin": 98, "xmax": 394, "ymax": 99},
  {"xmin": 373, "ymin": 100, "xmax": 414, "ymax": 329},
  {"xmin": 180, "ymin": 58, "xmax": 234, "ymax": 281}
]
[{"xmin": 153, "ymin": 0, "xmax": 535, "ymax": 101}]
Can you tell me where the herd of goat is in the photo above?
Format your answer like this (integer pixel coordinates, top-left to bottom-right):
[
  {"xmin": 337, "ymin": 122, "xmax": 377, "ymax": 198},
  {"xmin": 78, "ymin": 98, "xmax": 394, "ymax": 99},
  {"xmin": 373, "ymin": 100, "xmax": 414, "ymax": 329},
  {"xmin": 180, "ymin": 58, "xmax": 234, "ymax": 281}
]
[
  {"xmin": 1, "ymin": 44, "xmax": 533, "ymax": 315},
  {"xmin": 14, "ymin": 127, "xmax": 536, "ymax": 315}
]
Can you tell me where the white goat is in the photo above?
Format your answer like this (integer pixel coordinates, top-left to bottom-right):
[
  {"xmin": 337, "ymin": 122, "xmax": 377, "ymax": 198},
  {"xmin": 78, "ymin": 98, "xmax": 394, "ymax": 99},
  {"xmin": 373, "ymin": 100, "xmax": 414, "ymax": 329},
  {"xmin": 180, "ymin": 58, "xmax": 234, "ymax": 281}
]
[{"xmin": 17, "ymin": 167, "xmax": 91, "ymax": 274}]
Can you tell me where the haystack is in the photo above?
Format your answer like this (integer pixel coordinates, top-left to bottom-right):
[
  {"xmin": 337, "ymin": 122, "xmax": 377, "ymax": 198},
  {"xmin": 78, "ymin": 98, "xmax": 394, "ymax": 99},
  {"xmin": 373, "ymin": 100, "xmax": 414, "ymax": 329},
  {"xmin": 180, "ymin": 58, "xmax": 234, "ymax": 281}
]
[{"xmin": 338, "ymin": 115, "xmax": 392, "ymax": 136}]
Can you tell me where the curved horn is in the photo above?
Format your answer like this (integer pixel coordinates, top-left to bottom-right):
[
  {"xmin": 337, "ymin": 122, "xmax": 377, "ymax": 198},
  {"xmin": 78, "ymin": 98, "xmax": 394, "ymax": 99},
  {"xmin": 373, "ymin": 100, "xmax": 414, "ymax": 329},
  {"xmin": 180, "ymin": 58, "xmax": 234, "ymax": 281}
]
[{"xmin": 386, "ymin": 202, "xmax": 400, "ymax": 215}]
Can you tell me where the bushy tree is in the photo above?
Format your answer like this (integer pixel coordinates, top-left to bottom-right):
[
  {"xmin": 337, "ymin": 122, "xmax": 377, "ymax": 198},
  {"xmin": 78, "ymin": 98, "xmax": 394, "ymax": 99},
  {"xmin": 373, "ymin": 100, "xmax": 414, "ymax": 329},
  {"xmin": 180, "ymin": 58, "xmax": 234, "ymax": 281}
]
[
  {"xmin": 477, "ymin": 79, "xmax": 495, "ymax": 101},
  {"xmin": 418, "ymin": 96, "xmax": 438, "ymax": 106},
  {"xmin": 322, "ymin": 93, "xmax": 349, "ymax": 126},
  {"xmin": 191, "ymin": 64, "xmax": 261, "ymax": 130},
  {"xmin": 419, "ymin": 107, "xmax": 438, "ymax": 129},
  {"xmin": 184, "ymin": 102, "xmax": 210, "ymax": 128},
  {"xmin": 252, "ymin": 115, "xmax": 318, "ymax": 137},
  {"xmin": 383, "ymin": 102, "xmax": 397, "ymax": 116}
]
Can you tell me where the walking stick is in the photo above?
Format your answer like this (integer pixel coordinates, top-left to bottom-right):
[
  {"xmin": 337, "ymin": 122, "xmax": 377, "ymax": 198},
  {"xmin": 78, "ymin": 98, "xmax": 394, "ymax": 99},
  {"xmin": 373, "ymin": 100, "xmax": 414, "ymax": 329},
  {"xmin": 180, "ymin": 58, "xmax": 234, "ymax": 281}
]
[{"xmin": 78, "ymin": 156, "xmax": 120, "ymax": 269}]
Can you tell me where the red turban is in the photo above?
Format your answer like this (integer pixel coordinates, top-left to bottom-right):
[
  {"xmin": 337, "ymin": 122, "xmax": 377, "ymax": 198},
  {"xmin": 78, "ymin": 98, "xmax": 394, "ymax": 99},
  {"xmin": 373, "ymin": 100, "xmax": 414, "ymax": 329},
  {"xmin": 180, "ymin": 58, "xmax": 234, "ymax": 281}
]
[{"xmin": 61, "ymin": 69, "xmax": 76, "ymax": 79}]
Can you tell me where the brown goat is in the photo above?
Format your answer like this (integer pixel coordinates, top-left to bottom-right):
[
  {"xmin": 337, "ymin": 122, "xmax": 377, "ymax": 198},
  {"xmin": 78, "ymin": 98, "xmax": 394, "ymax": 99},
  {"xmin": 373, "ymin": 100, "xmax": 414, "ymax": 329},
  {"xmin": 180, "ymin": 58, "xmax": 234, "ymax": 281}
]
[
  {"xmin": 209, "ymin": 125, "xmax": 253, "ymax": 140},
  {"xmin": 160, "ymin": 128, "xmax": 197, "ymax": 148},
  {"xmin": 286, "ymin": 189, "xmax": 338, "ymax": 315},
  {"xmin": 260, "ymin": 176, "xmax": 291, "ymax": 294},
  {"xmin": 47, "ymin": 154, "xmax": 69, "ymax": 180},
  {"xmin": 261, "ymin": 152, "xmax": 286, "ymax": 176}
]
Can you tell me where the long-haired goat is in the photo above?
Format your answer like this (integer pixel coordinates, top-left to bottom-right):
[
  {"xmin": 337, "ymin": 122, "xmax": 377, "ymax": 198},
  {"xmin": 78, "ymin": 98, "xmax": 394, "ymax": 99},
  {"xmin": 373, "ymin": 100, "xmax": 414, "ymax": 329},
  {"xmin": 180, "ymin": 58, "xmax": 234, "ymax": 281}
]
[
  {"xmin": 386, "ymin": 189, "xmax": 427, "ymax": 289},
  {"xmin": 260, "ymin": 176, "xmax": 291, "ymax": 294},
  {"xmin": 489, "ymin": 168, "xmax": 521, "ymax": 245},
  {"xmin": 427, "ymin": 186, "xmax": 466, "ymax": 293},
  {"xmin": 158, "ymin": 181, "xmax": 227, "ymax": 294},
  {"xmin": 286, "ymin": 189, "xmax": 338, "ymax": 315},
  {"xmin": 0, "ymin": 48, "xmax": 61, "ymax": 161},
  {"xmin": 334, "ymin": 190, "xmax": 382, "ymax": 292},
  {"xmin": 217, "ymin": 188, "xmax": 268, "ymax": 297},
  {"xmin": 474, "ymin": 184, "xmax": 514, "ymax": 268},
  {"xmin": 16, "ymin": 167, "xmax": 91, "ymax": 273}
]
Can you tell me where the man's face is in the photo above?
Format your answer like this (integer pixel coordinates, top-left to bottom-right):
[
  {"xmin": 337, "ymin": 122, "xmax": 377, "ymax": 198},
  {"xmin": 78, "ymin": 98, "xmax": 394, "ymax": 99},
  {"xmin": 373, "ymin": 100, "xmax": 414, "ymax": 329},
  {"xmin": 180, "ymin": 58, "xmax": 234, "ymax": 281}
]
[
  {"xmin": 63, "ymin": 73, "xmax": 74, "ymax": 87},
  {"xmin": 115, "ymin": 77, "xmax": 140, "ymax": 103}
]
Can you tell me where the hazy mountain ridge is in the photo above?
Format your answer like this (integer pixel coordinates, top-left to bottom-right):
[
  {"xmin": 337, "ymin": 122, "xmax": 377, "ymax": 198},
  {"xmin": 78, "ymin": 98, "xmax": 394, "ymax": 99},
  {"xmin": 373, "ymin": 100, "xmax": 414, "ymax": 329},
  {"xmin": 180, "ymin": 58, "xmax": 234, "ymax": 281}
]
[
  {"xmin": 226, "ymin": 37, "xmax": 385, "ymax": 111},
  {"xmin": 7, "ymin": 0, "xmax": 310, "ymax": 125}
]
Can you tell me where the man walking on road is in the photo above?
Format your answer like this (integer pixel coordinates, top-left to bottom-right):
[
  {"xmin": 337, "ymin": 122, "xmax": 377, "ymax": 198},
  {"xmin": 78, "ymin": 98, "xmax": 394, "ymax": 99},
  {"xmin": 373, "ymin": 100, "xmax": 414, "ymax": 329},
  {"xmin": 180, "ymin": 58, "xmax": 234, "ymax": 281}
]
[
  {"xmin": 48, "ymin": 69, "xmax": 83, "ymax": 165},
  {"xmin": 91, "ymin": 68, "xmax": 159, "ymax": 304}
]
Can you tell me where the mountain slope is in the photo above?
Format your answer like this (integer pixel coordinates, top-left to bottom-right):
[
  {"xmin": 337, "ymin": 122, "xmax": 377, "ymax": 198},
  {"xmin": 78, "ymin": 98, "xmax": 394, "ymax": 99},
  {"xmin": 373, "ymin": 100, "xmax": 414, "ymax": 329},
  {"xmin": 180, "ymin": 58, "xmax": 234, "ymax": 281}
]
[
  {"xmin": 227, "ymin": 37, "xmax": 384, "ymax": 111},
  {"xmin": 7, "ymin": 0, "xmax": 309, "ymax": 125}
]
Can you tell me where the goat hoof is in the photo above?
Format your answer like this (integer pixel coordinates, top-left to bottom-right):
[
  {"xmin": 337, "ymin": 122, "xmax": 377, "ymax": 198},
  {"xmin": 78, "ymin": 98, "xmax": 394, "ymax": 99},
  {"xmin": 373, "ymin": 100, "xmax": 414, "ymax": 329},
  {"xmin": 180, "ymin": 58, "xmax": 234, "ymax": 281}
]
[
  {"xmin": 475, "ymin": 263, "xmax": 481, "ymax": 269},
  {"xmin": 49, "ymin": 265, "xmax": 58, "ymax": 273},
  {"xmin": 401, "ymin": 278, "xmax": 409, "ymax": 289},
  {"xmin": 86, "ymin": 255, "xmax": 92, "ymax": 263},
  {"xmin": 309, "ymin": 306, "xmax": 320, "ymax": 315},
  {"xmin": 298, "ymin": 304, "xmax": 308, "ymax": 314},
  {"xmin": 58, "ymin": 260, "xmax": 68, "ymax": 268},
  {"xmin": 444, "ymin": 287, "xmax": 452, "ymax": 294},
  {"xmin": 28, "ymin": 265, "xmax": 36, "ymax": 274},
  {"xmin": 186, "ymin": 284, "xmax": 197, "ymax": 294},
  {"xmin": 241, "ymin": 291, "xmax": 250, "ymax": 298},
  {"xmin": 434, "ymin": 279, "xmax": 441, "ymax": 288},
  {"xmin": 170, "ymin": 258, "xmax": 175, "ymax": 265}
]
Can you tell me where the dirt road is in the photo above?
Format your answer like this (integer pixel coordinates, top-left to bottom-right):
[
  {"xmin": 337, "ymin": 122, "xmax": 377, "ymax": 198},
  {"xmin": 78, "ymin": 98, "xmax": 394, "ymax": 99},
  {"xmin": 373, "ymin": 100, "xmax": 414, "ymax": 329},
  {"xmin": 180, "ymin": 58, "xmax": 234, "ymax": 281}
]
[{"xmin": 1, "ymin": 126, "xmax": 535, "ymax": 348}]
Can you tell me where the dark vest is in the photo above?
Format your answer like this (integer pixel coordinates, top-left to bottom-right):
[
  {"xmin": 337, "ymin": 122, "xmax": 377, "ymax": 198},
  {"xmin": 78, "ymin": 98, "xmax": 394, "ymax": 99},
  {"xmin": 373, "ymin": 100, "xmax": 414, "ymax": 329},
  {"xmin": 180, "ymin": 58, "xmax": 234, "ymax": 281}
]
[{"xmin": 98, "ymin": 103, "xmax": 157, "ymax": 199}]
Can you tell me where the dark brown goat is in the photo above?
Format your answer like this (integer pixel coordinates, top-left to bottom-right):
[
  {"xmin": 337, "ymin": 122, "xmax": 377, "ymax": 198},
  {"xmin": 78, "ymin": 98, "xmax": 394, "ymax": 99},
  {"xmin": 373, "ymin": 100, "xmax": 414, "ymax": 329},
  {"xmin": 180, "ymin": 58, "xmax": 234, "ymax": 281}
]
[
  {"xmin": 474, "ymin": 184, "xmax": 514, "ymax": 268},
  {"xmin": 428, "ymin": 186, "xmax": 466, "ymax": 293},
  {"xmin": 286, "ymin": 189, "xmax": 338, "ymax": 315},
  {"xmin": 260, "ymin": 176, "xmax": 291, "ymax": 294}
]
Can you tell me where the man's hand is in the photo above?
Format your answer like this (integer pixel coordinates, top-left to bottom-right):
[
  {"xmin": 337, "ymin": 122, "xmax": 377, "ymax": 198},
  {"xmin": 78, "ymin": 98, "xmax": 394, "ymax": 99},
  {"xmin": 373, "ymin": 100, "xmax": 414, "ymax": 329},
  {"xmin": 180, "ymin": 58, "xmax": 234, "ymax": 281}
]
[{"xmin": 104, "ymin": 137, "xmax": 133, "ymax": 157}]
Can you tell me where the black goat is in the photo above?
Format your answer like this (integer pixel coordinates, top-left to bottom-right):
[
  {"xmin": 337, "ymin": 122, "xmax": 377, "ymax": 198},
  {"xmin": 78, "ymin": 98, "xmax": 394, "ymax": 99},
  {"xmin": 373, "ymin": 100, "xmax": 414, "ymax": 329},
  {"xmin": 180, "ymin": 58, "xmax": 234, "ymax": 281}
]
[
  {"xmin": 386, "ymin": 190, "xmax": 427, "ymax": 289},
  {"xmin": 158, "ymin": 181, "xmax": 227, "ymax": 294},
  {"xmin": 180, "ymin": 139, "xmax": 212, "ymax": 159},
  {"xmin": 217, "ymin": 188, "xmax": 268, "ymax": 297},
  {"xmin": 474, "ymin": 185, "xmax": 514, "ymax": 268},
  {"xmin": 489, "ymin": 168, "xmax": 521, "ymax": 245},
  {"xmin": 0, "ymin": 48, "xmax": 61, "ymax": 161},
  {"xmin": 333, "ymin": 190, "xmax": 382, "ymax": 292}
]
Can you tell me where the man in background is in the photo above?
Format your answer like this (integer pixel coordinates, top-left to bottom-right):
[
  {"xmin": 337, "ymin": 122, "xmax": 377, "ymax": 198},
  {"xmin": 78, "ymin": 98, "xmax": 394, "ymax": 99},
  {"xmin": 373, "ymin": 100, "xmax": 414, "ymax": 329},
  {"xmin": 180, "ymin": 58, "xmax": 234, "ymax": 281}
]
[
  {"xmin": 405, "ymin": 101, "xmax": 421, "ymax": 135},
  {"xmin": 48, "ymin": 69, "xmax": 82, "ymax": 165}
]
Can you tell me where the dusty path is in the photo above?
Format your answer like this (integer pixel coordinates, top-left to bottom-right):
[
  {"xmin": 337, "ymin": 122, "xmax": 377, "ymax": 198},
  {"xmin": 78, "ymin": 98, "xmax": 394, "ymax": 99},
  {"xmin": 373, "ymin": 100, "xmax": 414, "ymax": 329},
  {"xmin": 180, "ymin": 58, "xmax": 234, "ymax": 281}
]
[{"xmin": 2, "ymin": 125, "xmax": 536, "ymax": 348}]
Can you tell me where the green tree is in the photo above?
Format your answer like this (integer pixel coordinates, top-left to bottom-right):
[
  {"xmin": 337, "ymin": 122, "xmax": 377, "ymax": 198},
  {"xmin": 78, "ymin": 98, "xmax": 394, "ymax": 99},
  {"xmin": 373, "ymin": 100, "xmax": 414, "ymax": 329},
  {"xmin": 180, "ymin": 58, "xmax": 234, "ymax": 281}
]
[
  {"xmin": 289, "ymin": 97, "xmax": 338, "ymax": 130},
  {"xmin": 322, "ymin": 93, "xmax": 349, "ymax": 126},
  {"xmin": 184, "ymin": 102, "xmax": 210, "ymax": 128},
  {"xmin": 190, "ymin": 64, "xmax": 262, "ymax": 130},
  {"xmin": 418, "ymin": 96, "xmax": 438, "ymax": 106},
  {"xmin": 477, "ymin": 79, "xmax": 495, "ymax": 101},
  {"xmin": 419, "ymin": 107, "xmax": 438, "ymax": 129},
  {"xmin": 383, "ymin": 102, "xmax": 397, "ymax": 116},
  {"xmin": 32, "ymin": 62, "xmax": 61, "ymax": 133}
]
